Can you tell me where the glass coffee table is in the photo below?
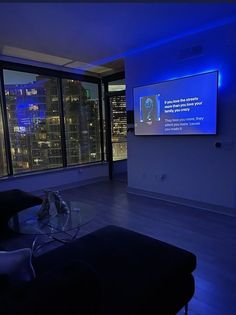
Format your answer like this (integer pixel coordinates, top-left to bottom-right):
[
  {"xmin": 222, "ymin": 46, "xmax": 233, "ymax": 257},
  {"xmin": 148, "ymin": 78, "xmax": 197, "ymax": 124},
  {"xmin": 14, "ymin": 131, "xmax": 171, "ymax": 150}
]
[{"xmin": 9, "ymin": 201, "xmax": 95, "ymax": 254}]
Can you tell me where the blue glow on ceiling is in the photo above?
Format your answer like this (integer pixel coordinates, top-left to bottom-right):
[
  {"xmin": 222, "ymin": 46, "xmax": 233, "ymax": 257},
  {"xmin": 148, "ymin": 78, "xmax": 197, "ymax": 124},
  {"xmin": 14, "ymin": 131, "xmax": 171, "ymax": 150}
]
[{"xmin": 86, "ymin": 14, "xmax": 236, "ymax": 68}]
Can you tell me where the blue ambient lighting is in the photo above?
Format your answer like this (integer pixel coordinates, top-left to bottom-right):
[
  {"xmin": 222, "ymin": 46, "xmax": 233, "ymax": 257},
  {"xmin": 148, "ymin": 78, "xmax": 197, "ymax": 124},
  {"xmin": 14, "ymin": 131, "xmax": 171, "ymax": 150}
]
[
  {"xmin": 84, "ymin": 14, "xmax": 236, "ymax": 69},
  {"xmin": 165, "ymin": 69, "xmax": 222, "ymax": 88}
]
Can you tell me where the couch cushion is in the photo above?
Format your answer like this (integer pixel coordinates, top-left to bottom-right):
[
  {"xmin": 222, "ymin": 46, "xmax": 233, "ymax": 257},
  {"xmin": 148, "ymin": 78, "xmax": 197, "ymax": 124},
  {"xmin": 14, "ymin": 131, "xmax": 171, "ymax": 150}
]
[
  {"xmin": 34, "ymin": 225, "xmax": 196, "ymax": 275},
  {"xmin": 33, "ymin": 225, "xmax": 196, "ymax": 314}
]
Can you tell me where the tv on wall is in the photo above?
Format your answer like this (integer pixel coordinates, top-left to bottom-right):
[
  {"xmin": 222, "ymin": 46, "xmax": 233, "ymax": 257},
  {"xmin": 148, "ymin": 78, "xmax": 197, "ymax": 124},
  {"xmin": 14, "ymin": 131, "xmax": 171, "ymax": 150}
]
[{"xmin": 133, "ymin": 71, "xmax": 218, "ymax": 135}]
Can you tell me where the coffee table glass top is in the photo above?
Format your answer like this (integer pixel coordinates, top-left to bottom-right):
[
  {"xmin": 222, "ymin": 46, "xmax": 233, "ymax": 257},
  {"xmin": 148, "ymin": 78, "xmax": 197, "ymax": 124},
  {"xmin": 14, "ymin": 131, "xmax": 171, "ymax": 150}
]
[{"xmin": 9, "ymin": 201, "xmax": 95, "ymax": 235}]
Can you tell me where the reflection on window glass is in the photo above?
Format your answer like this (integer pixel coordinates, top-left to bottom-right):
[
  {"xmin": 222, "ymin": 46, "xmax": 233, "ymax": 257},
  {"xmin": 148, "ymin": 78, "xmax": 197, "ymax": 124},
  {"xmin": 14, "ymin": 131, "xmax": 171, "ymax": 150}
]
[
  {"xmin": 0, "ymin": 101, "xmax": 7, "ymax": 176},
  {"xmin": 108, "ymin": 79, "xmax": 126, "ymax": 92},
  {"xmin": 4, "ymin": 70, "xmax": 63, "ymax": 174},
  {"xmin": 112, "ymin": 142, "xmax": 127, "ymax": 161},
  {"xmin": 110, "ymin": 95, "xmax": 127, "ymax": 161},
  {"xmin": 62, "ymin": 79, "xmax": 101, "ymax": 165}
]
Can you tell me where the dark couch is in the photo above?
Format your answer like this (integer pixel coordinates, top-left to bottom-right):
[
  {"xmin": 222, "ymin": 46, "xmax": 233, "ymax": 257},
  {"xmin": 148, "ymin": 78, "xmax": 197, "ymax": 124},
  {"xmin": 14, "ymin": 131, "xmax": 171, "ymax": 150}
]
[
  {"xmin": 0, "ymin": 189, "xmax": 196, "ymax": 314},
  {"xmin": 1, "ymin": 225, "xmax": 196, "ymax": 315}
]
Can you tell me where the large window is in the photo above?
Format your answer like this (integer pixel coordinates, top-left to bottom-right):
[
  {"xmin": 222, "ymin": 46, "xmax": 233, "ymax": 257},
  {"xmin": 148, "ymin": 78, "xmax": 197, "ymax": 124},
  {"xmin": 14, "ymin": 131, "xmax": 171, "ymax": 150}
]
[
  {"xmin": 4, "ymin": 70, "xmax": 63, "ymax": 174},
  {"xmin": 0, "ymin": 66, "xmax": 103, "ymax": 178},
  {"xmin": 62, "ymin": 79, "xmax": 101, "ymax": 165},
  {"xmin": 0, "ymin": 98, "xmax": 7, "ymax": 176}
]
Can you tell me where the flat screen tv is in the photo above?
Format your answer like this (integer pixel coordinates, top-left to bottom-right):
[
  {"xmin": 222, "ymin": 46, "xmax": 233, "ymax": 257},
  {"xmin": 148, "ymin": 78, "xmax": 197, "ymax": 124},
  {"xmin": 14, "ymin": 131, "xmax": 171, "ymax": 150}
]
[{"xmin": 133, "ymin": 71, "xmax": 218, "ymax": 135}]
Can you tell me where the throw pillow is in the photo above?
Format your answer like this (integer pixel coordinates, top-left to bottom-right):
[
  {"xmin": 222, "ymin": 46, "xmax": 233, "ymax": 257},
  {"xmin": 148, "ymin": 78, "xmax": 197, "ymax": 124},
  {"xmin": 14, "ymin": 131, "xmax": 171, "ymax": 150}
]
[{"xmin": 0, "ymin": 248, "xmax": 36, "ymax": 288}]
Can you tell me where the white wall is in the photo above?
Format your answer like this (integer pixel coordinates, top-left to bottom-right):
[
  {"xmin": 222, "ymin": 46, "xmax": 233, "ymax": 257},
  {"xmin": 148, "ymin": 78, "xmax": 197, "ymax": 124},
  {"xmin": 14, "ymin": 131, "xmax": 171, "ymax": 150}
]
[
  {"xmin": 125, "ymin": 21, "xmax": 236, "ymax": 214},
  {"xmin": 0, "ymin": 163, "xmax": 108, "ymax": 194}
]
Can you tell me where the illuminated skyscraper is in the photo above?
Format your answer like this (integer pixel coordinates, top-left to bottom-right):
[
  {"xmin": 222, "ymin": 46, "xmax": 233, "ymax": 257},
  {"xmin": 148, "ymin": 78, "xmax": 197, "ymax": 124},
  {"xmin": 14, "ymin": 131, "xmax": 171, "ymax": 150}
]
[
  {"xmin": 4, "ymin": 71, "xmax": 101, "ymax": 174},
  {"xmin": 62, "ymin": 79, "xmax": 101, "ymax": 165},
  {"xmin": 4, "ymin": 75, "xmax": 62, "ymax": 173},
  {"xmin": 110, "ymin": 95, "xmax": 127, "ymax": 161}
]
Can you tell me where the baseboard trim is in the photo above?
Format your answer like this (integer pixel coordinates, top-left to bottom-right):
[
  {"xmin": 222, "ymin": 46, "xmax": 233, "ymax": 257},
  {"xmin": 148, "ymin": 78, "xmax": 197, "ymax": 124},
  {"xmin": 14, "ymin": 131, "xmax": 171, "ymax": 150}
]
[
  {"xmin": 127, "ymin": 187, "xmax": 235, "ymax": 217},
  {"xmin": 33, "ymin": 176, "xmax": 109, "ymax": 196}
]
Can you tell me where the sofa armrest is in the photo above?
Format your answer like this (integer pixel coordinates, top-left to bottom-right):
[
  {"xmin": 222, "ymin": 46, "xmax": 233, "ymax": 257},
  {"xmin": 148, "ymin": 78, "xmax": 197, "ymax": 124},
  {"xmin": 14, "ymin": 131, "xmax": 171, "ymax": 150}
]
[{"xmin": 0, "ymin": 189, "xmax": 42, "ymax": 233}]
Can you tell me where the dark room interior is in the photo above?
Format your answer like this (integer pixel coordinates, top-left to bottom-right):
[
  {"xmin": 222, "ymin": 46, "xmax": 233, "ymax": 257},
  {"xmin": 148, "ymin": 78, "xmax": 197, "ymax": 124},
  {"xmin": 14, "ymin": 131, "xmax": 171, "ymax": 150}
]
[{"xmin": 0, "ymin": 2, "xmax": 236, "ymax": 315}]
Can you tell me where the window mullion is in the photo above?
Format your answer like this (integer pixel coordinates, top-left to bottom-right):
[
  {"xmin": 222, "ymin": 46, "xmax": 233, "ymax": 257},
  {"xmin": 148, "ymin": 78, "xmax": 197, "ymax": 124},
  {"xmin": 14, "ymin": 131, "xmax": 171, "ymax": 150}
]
[
  {"xmin": 0, "ymin": 68, "xmax": 13, "ymax": 176},
  {"xmin": 58, "ymin": 78, "xmax": 67, "ymax": 168}
]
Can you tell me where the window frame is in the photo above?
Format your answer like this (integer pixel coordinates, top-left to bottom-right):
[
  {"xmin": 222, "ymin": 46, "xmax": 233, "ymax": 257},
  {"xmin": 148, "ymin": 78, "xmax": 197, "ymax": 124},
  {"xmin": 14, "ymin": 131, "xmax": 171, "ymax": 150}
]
[
  {"xmin": 0, "ymin": 61, "xmax": 104, "ymax": 178},
  {"xmin": 102, "ymin": 72, "xmax": 126, "ymax": 180}
]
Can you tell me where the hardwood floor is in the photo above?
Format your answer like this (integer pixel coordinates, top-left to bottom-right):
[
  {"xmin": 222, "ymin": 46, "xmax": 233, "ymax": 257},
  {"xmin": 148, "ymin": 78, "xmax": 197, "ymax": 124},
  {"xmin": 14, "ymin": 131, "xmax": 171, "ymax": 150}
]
[
  {"xmin": 61, "ymin": 180, "xmax": 236, "ymax": 315},
  {"xmin": 2, "ymin": 179, "xmax": 236, "ymax": 314}
]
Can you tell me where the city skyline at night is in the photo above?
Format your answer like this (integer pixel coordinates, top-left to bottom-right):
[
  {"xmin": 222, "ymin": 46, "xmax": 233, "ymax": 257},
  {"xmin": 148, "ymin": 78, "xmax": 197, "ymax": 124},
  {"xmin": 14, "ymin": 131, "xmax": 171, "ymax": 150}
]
[
  {"xmin": 3, "ymin": 71, "xmax": 102, "ymax": 174},
  {"xmin": 0, "ymin": 69, "xmax": 127, "ymax": 176}
]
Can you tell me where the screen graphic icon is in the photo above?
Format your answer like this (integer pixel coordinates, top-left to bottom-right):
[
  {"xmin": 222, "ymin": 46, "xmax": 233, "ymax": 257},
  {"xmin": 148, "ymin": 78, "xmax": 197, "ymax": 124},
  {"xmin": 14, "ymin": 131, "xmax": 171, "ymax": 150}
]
[{"xmin": 140, "ymin": 94, "xmax": 160, "ymax": 123}]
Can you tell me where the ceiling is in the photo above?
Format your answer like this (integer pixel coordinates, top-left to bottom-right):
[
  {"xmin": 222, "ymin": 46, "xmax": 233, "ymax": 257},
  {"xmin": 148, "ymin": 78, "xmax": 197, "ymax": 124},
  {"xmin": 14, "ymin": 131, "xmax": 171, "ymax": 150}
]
[{"xmin": 0, "ymin": 3, "xmax": 236, "ymax": 76}]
